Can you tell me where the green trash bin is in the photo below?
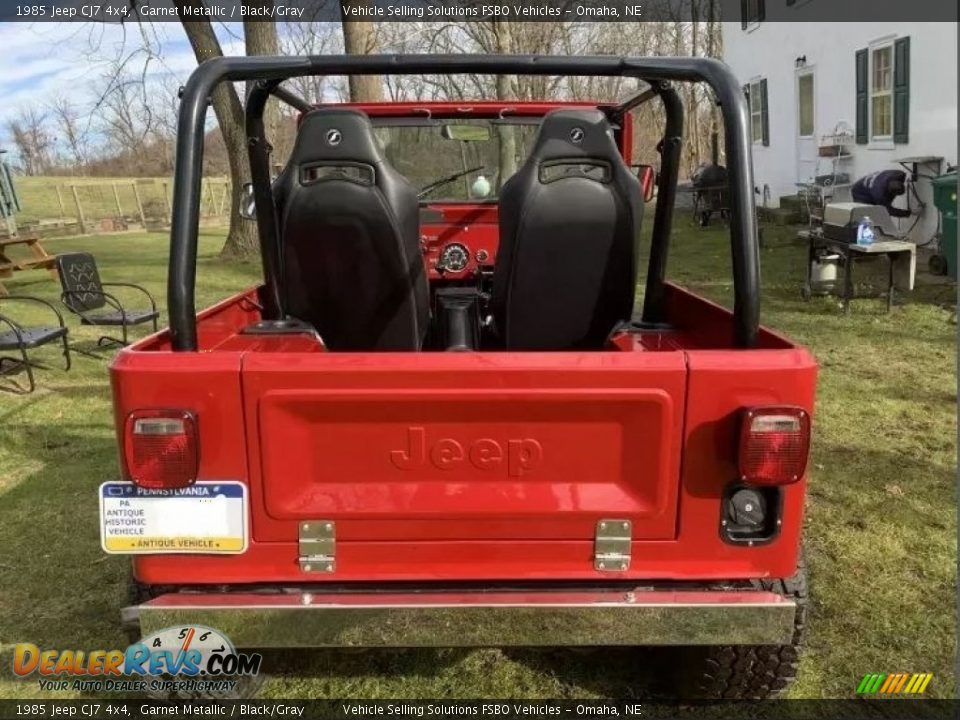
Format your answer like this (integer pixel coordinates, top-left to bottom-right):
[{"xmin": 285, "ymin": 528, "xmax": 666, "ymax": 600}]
[{"xmin": 932, "ymin": 171, "xmax": 958, "ymax": 278}]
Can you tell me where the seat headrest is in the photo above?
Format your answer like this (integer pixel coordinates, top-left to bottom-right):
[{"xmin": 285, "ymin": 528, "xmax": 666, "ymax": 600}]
[
  {"xmin": 289, "ymin": 109, "xmax": 384, "ymax": 166},
  {"xmin": 528, "ymin": 108, "xmax": 619, "ymax": 161}
]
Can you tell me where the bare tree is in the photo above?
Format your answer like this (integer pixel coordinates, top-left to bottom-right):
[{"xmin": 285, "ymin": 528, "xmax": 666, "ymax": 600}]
[
  {"xmin": 50, "ymin": 97, "xmax": 90, "ymax": 171},
  {"xmin": 150, "ymin": 76, "xmax": 187, "ymax": 173},
  {"xmin": 57, "ymin": 13, "xmax": 723, "ymax": 202},
  {"xmin": 705, "ymin": 0, "xmax": 722, "ymax": 163},
  {"xmin": 281, "ymin": 22, "xmax": 345, "ymax": 104},
  {"xmin": 377, "ymin": 23, "xmax": 434, "ymax": 101},
  {"xmin": 244, "ymin": 13, "xmax": 280, "ymax": 142},
  {"xmin": 340, "ymin": 0, "xmax": 385, "ymax": 102},
  {"xmin": 6, "ymin": 107, "xmax": 53, "ymax": 176},
  {"xmin": 68, "ymin": 3, "xmax": 280, "ymax": 250},
  {"xmin": 95, "ymin": 69, "xmax": 159, "ymax": 174},
  {"xmin": 172, "ymin": 0, "xmax": 279, "ymax": 258}
]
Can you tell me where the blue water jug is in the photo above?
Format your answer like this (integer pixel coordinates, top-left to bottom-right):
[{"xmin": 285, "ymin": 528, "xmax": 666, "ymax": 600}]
[{"xmin": 856, "ymin": 217, "xmax": 875, "ymax": 246}]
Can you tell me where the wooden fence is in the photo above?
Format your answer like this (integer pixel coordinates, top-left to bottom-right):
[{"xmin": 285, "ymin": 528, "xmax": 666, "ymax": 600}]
[{"xmin": 1, "ymin": 177, "xmax": 231, "ymax": 240}]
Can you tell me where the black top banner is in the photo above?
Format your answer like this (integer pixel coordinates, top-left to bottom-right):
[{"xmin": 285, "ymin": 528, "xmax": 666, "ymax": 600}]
[{"xmin": 0, "ymin": 0, "xmax": 956, "ymax": 23}]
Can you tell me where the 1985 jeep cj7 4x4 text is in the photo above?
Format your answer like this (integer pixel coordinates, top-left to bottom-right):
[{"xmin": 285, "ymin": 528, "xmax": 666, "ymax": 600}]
[{"xmin": 105, "ymin": 55, "xmax": 817, "ymax": 698}]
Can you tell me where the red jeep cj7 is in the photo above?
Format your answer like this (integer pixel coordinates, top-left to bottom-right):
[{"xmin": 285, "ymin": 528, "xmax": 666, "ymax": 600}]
[{"xmin": 105, "ymin": 55, "xmax": 817, "ymax": 698}]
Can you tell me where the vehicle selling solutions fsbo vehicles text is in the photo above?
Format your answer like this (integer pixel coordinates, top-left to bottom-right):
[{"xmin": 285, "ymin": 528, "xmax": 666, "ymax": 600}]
[{"xmin": 339, "ymin": 3, "xmax": 641, "ymax": 18}]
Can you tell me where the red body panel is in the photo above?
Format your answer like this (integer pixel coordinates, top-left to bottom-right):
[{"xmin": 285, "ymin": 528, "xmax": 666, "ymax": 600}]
[
  {"xmin": 244, "ymin": 353, "xmax": 685, "ymax": 543},
  {"xmin": 114, "ymin": 102, "xmax": 815, "ymax": 589},
  {"xmin": 115, "ymin": 285, "xmax": 817, "ymax": 585}
]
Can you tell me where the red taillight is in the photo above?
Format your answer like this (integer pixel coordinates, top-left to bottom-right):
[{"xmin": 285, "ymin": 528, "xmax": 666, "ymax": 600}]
[
  {"xmin": 738, "ymin": 407, "xmax": 810, "ymax": 485},
  {"xmin": 123, "ymin": 410, "xmax": 198, "ymax": 489}
]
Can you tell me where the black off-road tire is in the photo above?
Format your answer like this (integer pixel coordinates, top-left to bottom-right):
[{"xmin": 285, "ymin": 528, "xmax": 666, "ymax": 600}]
[{"xmin": 672, "ymin": 558, "xmax": 808, "ymax": 699}]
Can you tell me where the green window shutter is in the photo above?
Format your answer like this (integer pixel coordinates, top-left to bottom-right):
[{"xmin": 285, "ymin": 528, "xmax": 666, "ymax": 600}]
[
  {"xmin": 855, "ymin": 48, "xmax": 868, "ymax": 144},
  {"xmin": 894, "ymin": 36, "xmax": 910, "ymax": 144},
  {"xmin": 760, "ymin": 78, "xmax": 769, "ymax": 146}
]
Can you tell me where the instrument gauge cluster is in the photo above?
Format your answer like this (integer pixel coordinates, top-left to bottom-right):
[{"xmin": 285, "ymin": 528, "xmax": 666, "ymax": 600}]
[{"xmin": 438, "ymin": 242, "xmax": 470, "ymax": 273}]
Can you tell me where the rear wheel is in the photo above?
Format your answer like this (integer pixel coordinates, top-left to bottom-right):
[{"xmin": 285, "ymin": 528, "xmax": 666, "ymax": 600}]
[{"xmin": 670, "ymin": 559, "xmax": 808, "ymax": 699}]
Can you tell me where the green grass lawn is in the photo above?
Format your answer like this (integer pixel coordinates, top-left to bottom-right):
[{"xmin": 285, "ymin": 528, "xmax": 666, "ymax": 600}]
[{"xmin": 0, "ymin": 221, "xmax": 955, "ymax": 700}]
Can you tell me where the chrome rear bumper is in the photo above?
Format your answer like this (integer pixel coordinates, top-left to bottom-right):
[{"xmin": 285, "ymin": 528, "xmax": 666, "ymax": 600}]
[{"xmin": 124, "ymin": 588, "xmax": 796, "ymax": 648}]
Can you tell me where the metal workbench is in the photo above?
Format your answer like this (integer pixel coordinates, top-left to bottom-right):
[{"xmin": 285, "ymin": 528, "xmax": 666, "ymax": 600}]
[{"xmin": 801, "ymin": 232, "xmax": 916, "ymax": 313}]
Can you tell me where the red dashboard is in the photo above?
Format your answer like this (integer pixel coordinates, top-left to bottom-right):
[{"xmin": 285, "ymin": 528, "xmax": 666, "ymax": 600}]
[{"xmin": 420, "ymin": 203, "xmax": 500, "ymax": 281}]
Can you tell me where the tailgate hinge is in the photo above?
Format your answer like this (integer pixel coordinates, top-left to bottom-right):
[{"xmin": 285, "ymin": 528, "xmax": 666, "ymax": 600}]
[
  {"xmin": 594, "ymin": 519, "xmax": 632, "ymax": 572},
  {"xmin": 299, "ymin": 521, "xmax": 335, "ymax": 573}
]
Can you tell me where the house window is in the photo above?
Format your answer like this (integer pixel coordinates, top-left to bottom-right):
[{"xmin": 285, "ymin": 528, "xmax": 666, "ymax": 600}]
[
  {"xmin": 750, "ymin": 79, "xmax": 765, "ymax": 143},
  {"xmin": 856, "ymin": 37, "xmax": 908, "ymax": 145},
  {"xmin": 798, "ymin": 73, "xmax": 814, "ymax": 137},
  {"xmin": 870, "ymin": 44, "xmax": 893, "ymax": 139},
  {"xmin": 740, "ymin": 0, "xmax": 765, "ymax": 29}
]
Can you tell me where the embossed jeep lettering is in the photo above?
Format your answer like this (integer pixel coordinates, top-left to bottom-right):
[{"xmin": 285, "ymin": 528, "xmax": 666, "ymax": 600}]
[{"xmin": 390, "ymin": 426, "xmax": 543, "ymax": 476}]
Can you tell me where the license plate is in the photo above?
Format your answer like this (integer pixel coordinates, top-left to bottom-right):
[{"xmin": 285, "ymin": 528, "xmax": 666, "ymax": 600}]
[{"xmin": 100, "ymin": 481, "xmax": 248, "ymax": 554}]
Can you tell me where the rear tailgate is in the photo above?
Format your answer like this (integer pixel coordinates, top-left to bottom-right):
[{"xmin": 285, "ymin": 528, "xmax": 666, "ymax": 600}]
[{"xmin": 241, "ymin": 352, "xmax": 686, "ymax": 542}]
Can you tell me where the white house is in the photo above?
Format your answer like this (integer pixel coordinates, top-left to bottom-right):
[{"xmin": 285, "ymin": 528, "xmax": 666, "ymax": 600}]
[{"xmin": 723, "ymin": 16, "xmax": 957, "ymax": 243}]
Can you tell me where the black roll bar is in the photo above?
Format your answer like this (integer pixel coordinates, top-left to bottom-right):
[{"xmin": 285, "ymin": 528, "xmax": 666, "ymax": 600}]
[
  {"xmin": 641, "ymin": 83, "xmax": 684, "ymax": 325},
  {"xmin": 271, "ymin": 84, "xmax": 313, "ymax": 114},
  {"xmin": 169, "ymin": 54, "xmax": 759, "ymax": 351},
  {"xmin": 608, "ymin": 85, "xmax": 659, "ymax": 122},
  {"xmin": 245, "ymin": 79, "xmax": 285, "ymax": 320}
]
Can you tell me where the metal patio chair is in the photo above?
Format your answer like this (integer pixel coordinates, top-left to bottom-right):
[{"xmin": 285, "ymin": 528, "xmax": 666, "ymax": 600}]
[
  {"xmin": 0, "ymin": 295, "xmax": 71, "ymax": 393},
  {"xmin": 55, "ymin": 252, "xmax": 159, "ymax": 348}
]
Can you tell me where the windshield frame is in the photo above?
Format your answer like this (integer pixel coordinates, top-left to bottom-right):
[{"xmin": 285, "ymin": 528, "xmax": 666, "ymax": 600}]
[{"xmin": 369, "ymin": 116, "xmax": 550, "ymax": 205}]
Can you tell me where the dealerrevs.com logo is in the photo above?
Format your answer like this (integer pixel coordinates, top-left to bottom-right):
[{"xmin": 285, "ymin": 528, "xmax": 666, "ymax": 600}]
[{"xmin": 13, "ymin": 625, "xmax": 261, "ymax": 694}]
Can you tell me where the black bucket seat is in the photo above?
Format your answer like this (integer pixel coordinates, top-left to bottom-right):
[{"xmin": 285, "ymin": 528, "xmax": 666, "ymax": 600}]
[
  {"xmin": 274, "ymin": 109, "xmax": 429, "ymax": 350},
  {"xmin": 492, "ymin": 108, "xmax": 643, "ymax": 350}
]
